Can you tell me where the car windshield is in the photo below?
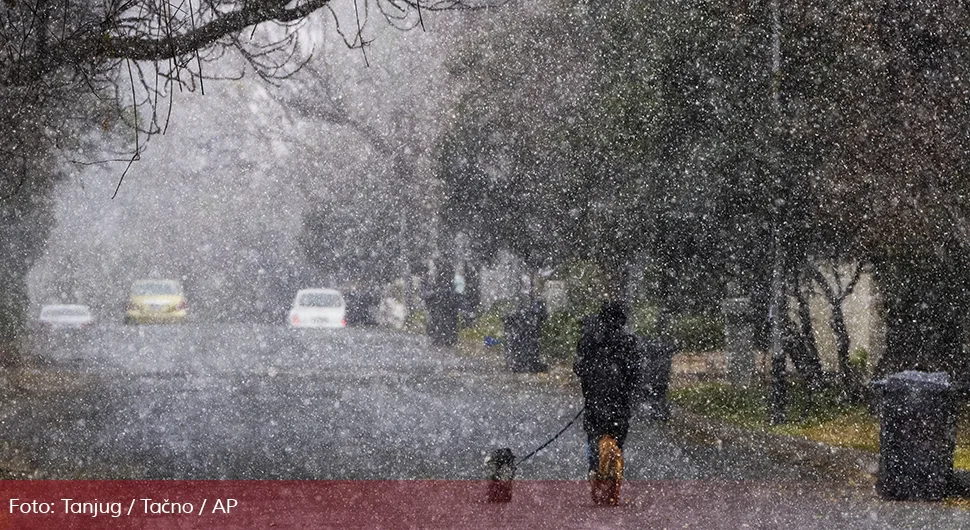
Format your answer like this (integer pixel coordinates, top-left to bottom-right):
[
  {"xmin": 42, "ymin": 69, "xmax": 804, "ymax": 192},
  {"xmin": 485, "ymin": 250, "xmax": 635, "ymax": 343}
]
[
  {"xmin": 42, "ymin": 307, "xmax": 89, "ymax": 317},
  {"xmin": 131, "ymin": 282, "xmax": 181, "ymax": 296},
  {"xmin": 298, "ymin": 293, "xmax": 342, "ymax": 308}
]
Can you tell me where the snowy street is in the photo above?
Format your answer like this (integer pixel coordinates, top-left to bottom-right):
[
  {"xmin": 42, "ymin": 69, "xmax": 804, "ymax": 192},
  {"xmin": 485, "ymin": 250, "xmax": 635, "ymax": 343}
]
[{"xmin": 11, "ymin": 324, "xmax": 825, "ymax": 481}]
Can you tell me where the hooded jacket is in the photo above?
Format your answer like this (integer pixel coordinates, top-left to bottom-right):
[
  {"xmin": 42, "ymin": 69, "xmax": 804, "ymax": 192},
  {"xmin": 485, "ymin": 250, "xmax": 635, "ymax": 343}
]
[{"xmin": 573, "ymin": 304, "xmax": 640, "ymax": 438}]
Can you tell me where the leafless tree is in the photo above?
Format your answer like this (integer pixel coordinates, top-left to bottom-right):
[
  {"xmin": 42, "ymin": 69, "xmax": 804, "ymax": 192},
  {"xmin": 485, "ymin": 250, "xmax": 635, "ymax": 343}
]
[{"xmin": 2, "ymin": 0, "xmax": 487, "ymax": 171}]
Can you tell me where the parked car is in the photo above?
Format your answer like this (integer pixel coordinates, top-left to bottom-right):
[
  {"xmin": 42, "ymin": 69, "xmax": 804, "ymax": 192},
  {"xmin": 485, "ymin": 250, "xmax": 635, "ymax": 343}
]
[
  {"xmin": 124, "ymin": 279, "xmax": 187, "ymax": 324},
  {"xmin": 38, "ymin": 304, "xmax": 95, "ymax": 329},
  {"xmin": 288, "ymin": 288, "xmax": 347, "ymax": 328}
]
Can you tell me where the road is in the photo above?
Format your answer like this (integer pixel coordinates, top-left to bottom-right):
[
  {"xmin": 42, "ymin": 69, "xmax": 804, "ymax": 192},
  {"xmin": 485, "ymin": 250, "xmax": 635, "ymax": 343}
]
[{"xmin": 2, "ymin": 323, "xmax": 968, "ymax": 528}]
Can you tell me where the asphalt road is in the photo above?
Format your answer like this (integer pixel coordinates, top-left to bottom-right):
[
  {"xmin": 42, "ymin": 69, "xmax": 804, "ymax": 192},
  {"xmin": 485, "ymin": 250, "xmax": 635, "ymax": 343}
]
[{"xmin": 4, "ymin": 323, "xmax": 969, "ymax": 528}]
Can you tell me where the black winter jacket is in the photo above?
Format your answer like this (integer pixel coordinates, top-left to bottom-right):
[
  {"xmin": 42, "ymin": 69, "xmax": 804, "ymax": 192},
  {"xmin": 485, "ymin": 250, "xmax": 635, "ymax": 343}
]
[{"xmin": 573, "ymin": 321, "xmax": 640, "ymax": 438}]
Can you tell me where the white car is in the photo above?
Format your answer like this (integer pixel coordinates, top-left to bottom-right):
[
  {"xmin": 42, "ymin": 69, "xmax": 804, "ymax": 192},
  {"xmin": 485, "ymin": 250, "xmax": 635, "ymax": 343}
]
[
  {"xmin": 38, "ymin": 304, "xmax": 95, "ymax": 329},
  {"xmin": 288, "ymin": 288, "xmax": 347, "ymax": 328}
]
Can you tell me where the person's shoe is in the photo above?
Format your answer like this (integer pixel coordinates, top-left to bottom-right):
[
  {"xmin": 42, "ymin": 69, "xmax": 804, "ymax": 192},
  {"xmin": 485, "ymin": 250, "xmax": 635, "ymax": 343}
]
[
  {"xmin": 596, "ymin": 436, "xmax": 623, "ymax": 506},
  {"xmin": 589, "ymin": 469, "xmax": 609, "ymax": 505}
]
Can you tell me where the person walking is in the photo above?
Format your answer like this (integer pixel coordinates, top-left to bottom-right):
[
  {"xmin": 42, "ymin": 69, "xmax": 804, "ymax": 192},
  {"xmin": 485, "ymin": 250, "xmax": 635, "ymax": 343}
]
[{"xmin": 573, "ymin": 301, "xmax": 641, "ymax": 505}]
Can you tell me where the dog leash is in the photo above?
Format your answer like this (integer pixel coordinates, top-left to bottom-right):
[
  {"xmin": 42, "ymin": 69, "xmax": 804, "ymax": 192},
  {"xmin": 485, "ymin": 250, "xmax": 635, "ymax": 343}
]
[{"xmin": 516, "ymin": 406, "xmax": 585, "ymax": 465}]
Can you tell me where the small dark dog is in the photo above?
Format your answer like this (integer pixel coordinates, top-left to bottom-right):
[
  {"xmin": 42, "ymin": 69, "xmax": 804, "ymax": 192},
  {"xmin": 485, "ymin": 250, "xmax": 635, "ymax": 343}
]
[{"xmin": 484, "ymin": 448, "xmax": 516, "ymax": 503}]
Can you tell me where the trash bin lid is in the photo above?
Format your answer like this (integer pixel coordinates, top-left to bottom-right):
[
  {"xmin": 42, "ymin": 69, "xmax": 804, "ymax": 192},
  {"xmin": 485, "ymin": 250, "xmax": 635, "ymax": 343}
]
[{"xmin": 878, "ymin": 370, "xmax": 951, "ymax": 390}]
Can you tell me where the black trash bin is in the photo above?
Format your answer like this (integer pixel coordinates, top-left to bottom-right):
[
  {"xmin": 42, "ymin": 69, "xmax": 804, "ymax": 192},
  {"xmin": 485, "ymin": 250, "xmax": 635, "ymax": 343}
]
[
  {"xmin": 503, "ymin": 308, "xmax": 547, "ymax": 373},
  {"xmin": 427, "ymin": 289, "xmax": 459, "ymax": 347},
  {"xmin": 875, "ymin": 371, "xmax": 957, "ymax": 501},
  {"xmin": 636, "ymin": 336, "xmax": 676, "ymax": 422}
]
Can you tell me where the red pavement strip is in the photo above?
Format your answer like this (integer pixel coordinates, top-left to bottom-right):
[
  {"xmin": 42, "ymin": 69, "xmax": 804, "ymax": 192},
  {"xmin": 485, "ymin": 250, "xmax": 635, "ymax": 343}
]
[{"xmin": 0, "ymin": 480, "xmax": 847, "ymax": 529}]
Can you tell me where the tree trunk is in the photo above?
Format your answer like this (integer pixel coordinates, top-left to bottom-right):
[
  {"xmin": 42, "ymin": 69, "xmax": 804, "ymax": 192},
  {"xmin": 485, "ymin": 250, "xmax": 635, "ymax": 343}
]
[
  {"xmin": 789, "ymin": 280, "xmax": 824, "ymax": 391},
  {"xmin": 464, "ymin": 261, "xmax": 481, "ymax": 320},
  {"xmin": 0, "ymin": 166, "xmax": 57, "ymax": 365},
  {"xmin": 768, "ymin": 243, "xmax": 787, "ymax": 425},
  {"xmin": 0, "ymin": 262, "xmax": 30, "ymax": 366},
  {"xmin": 830, "ymin": 301, "xmax": 865, "ymax": 402}
]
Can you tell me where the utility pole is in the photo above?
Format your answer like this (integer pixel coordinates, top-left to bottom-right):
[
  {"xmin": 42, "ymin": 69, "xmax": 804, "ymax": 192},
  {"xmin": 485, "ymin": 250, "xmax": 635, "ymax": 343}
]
[{"xmin": 768, "ymin": 0, "xmax": 787, "ymax": 425}]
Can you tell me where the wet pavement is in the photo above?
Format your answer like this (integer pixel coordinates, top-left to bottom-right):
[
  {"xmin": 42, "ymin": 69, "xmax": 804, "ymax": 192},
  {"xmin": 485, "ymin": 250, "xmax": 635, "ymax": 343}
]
[{"xmin": 0, "ymin": 323, "xmax": 966, "ymax": 528}]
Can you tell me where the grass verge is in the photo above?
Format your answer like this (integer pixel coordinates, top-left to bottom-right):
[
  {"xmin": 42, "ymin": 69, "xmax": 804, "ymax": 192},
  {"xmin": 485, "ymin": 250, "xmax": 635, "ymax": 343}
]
[{"xmin": 670, "ymin": 382, "xmax": 970, "ymax": 470}]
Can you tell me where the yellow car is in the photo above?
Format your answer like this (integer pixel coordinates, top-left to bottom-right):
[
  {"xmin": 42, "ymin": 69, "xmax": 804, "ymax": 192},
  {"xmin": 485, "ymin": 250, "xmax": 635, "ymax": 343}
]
[{"xmin": 124, "ymin": 279, "xmax": 188, "ymax": 324}]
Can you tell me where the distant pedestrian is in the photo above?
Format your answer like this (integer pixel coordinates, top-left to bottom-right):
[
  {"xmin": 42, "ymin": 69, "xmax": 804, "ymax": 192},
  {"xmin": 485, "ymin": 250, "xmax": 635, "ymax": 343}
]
[{"xmin": 573, "ymin": 301, "xmax": 641, "ymax": 505}]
